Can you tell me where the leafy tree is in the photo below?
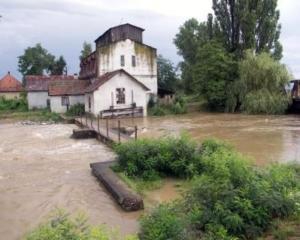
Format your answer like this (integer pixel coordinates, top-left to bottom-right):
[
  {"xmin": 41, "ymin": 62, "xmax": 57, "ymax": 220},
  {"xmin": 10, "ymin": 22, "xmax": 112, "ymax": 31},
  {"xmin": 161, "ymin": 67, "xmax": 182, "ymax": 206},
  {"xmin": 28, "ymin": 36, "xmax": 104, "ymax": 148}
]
[
  {"xmin": 18, "ymin": 43, "xmax": 55, "ymax": 77},
  {"xmin": 235, "ymin": 51, "xmax": 291, "ymax": 114},
  {"xmin": 193, "ymin": 41, "xmax": 237, "ymax": 111},
  {"xmin": 212, "ymin": 0, "xmax": 282, "ymax": 59},
  {"xmin": 48, "ymin": 56, "xmax": 67, "ymax": 75},
  {"xmin": 174, "ymin": 15, "xmax": 223, "ymax": 93},
  {"xmin": 157, "ymin": 55, "xmax": 178, "ymax": 91},
  {"xmin": 79, "ymin": 41, "xmax": 93, "ymax": 61}
]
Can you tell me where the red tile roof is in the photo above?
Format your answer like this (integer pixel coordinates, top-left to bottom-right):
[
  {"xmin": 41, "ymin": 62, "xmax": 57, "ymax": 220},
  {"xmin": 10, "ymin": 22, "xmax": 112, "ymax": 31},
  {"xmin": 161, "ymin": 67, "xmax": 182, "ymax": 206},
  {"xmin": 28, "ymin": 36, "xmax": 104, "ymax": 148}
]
[
  {"xmin": 25, "ymin": 75, "xmax": 76, "ymax": 92},
  {"xmin": 49, "ymin": 79, "xmax": 90, "ymax": 96},
  {"xmin": 0, "ymin": 72, "xmax": 23, "ymax": 92},
  {"xmin": 85, "ymin": 69, "xmax": 150, "ymax": 93}
]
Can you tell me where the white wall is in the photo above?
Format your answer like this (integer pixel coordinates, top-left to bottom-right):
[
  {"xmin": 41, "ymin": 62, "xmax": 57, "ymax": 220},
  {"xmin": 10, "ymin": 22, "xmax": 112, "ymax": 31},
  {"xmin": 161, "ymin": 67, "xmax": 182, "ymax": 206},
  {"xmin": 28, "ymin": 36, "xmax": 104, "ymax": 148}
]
[
  {"xmin": 97, "ymin": 39, "xmax": 157, "ymax": 94},
  {"xmin": 27, "ymin": 92, "xmax": 49, "ymax": 109},
  {"xmin": 89, "ymin": 72, "xmax": 148, "ymax": 116},
  {"xmin": 50, "ymin": 95, "xmax": 85, "ymax": 113}
]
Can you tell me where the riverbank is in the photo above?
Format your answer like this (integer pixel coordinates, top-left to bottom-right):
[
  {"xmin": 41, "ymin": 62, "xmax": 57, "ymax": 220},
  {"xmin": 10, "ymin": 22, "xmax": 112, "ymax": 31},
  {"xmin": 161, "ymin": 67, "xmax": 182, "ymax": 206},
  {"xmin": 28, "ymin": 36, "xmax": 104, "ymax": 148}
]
[{"xmin": 0, "ymin": 110, "xmax": 62, "ymax": 123}]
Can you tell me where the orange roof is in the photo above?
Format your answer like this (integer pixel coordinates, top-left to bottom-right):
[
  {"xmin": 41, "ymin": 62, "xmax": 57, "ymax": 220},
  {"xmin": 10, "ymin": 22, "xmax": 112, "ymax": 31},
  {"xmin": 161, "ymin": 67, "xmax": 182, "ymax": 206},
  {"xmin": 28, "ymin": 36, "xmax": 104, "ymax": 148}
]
[{"xmin": 0, "ymin": 72, "xmax": 23, "ymax": 92}]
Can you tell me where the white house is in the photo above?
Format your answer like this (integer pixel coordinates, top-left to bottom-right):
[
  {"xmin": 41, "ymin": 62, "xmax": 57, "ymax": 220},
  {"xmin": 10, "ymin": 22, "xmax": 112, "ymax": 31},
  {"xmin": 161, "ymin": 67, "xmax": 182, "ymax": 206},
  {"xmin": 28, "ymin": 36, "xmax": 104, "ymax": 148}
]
[
  {"xmin": 85, "ymin": 69, "xmax": 149, "ymax": 117},
  {"xmin": 79, "ymin": 23, "xmax": 157, "ymax": 117},
  {"xmin": 25, "ymin": 75, "xmax": 81, "ymax": 111},
  {"xmin": 48, "ymin": 79, "xmax": 89, "ymax": 113}
]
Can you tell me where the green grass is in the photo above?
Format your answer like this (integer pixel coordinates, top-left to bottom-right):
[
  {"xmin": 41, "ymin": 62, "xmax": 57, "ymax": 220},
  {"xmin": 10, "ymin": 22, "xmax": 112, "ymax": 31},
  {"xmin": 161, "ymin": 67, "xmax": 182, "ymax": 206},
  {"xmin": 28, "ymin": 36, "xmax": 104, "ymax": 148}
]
[
  {"xmin": 0, "ymin": 109, "xmax": 62, "ymax": 122},
  {"xmin": 112, "ymin": 166, "xmax": 162, "ymax": 195}
]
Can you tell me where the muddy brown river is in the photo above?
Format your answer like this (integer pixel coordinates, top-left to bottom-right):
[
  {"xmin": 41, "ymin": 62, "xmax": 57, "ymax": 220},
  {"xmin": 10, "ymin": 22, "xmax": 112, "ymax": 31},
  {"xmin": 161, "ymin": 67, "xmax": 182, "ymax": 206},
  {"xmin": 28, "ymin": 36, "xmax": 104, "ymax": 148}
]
[{"xmin": 0, "ymin": 113, "xmax": 300, "ymax": 239}]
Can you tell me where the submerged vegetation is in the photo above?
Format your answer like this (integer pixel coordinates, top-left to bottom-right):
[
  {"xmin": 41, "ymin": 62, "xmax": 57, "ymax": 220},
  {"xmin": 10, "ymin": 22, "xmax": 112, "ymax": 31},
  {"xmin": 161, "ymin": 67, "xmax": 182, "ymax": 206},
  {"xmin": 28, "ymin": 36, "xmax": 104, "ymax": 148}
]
[
  {"xmin": 114, "ymin": 136, "xmax": 300, "ymax": 240},
  {"xmin": 148, "ymin": 95, "xmax": 187, "ymax": 116}
]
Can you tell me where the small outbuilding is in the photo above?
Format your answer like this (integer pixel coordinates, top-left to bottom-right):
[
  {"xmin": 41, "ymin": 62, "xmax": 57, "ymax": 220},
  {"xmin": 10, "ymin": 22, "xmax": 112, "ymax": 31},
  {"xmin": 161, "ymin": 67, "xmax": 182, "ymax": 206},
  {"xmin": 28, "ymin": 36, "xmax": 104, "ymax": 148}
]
[
  {"xmin": 25, "ymin": 75, "xmax": 76, "ymax": 110},
  {"xmin": 0, "ymin": 72, "xmax": 23, "ymax": 99},
  {"xmin": 48, "ymin": 79, "xmax": 89, "ymax": 113}
]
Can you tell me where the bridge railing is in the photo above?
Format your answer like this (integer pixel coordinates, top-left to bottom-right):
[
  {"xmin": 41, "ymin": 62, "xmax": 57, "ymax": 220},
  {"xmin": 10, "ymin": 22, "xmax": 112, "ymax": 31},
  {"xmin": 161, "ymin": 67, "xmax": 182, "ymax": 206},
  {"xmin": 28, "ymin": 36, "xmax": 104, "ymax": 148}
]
[{"xmin": 78, "ymin": 113, "xmax": 138, "ymax": 143}]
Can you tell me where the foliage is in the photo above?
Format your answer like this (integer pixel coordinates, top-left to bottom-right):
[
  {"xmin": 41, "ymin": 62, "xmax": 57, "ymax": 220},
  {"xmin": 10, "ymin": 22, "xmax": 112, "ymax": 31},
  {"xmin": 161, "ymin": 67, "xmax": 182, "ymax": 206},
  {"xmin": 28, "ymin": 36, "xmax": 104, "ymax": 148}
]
[
  {"xmin": 25, "ymin": 209, "xmax": 138, "ymax": 240},
  {"xmin": 48, "ymin": 56, "xmax": 67, "ymax": 75},
  {"xmin": 174, "ymin": 1, "xmax": 286, "ymax": 113},
  {"xmin": 212, "ymin": 0, "xmax": 282, "ymax": 59},
  {"xmin": 80, "ymin": 41, "xmax": 93, "ymax": 61},
  {"xmin": 140, "ymin": 204, "xmax": 186, "ymax": 240},
  {"xmin": 148, "ymin": 95, "xmax": 187, "ymax": 116},
  {"xmin": 193, "ymin": 41, "xmax": 237, "ymax": 111},
  {"xmin": 114, "ymin": 134, "xmax": 200, "ymax": 181},
  {"xmin": 66, "ymin": 103, "xmax": 85, "ymax": 116},
  {"xmin": 18, "ymin": 43, "xmax": 55, "ymax": 77},
  {"xmin": 157, "ymin": 55, "xmax": 178, "ymax": 91},
  {"xmin": 0, "ymin": 109, "xmax": 62, "ymax": 122},
  {"xmin": 138, "ymin": 138, "xmax": 300, "ymax": 240},
  {"xmin": 234, "ymin": 51, "xmax": 291, "ymax": 114},
  {"xmin": 0, "ymin": 95, "xmax": 28, "ymax": 111}
]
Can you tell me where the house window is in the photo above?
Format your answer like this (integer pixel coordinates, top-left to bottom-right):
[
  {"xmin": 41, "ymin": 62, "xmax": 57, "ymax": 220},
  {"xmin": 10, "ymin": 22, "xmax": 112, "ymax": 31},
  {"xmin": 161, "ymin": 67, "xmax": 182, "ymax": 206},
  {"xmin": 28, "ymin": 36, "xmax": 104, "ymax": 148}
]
[
  {"xmin": 116, "ymin": 88, "xmax": 125, "ymax": 104},
  {"xmin": 132, "ymin": 55, "xmax": 136, "ymax": 67},
  {"xmin": 61, "ymin": 96, "xmax": 69, "ymax": 106},
  {"xmin": 120, "ymin": 55, "xmax": 125, "ymax": 67}
]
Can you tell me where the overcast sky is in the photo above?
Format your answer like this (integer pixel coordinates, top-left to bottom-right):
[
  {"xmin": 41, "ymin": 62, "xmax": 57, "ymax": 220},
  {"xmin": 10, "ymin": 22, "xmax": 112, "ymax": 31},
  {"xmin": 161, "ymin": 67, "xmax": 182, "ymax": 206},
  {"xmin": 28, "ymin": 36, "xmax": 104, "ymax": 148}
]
[{"xmin": 0, "ymin": 0, "xmax": 299, "ymax": 79}]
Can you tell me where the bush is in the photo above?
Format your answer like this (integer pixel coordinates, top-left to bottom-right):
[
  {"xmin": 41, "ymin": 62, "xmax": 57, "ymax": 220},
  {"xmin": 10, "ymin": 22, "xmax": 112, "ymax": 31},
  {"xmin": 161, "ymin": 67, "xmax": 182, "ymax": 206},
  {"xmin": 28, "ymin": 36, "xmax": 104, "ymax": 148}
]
[
  {"xmin": 114, "ymin": 134, "xmax": 200, "ymax": 180},
  {"xmin": 26, "ymin": 209, "xmax": 138, "ymax": 240},
  {"xmin": 148, "ymin": 95, "xmax": 187, "ymax": 116},
  {"xmin": 0, "ymin": 95, "xmax": 28, "ymax": 111},
  {"xmin": 241, "ymin": 89, "xmax": 290, "ymax": 114},
  {"xmin": 139, "ymin": 138, "xmax": 300, "ymax": 240},
  {"xmin": 140, "ymin": 204, "xmax": 186, "ymax": 240},
  {"xmin": 66, "ymin": 103, "xmax": 85, "ymax": 116}
]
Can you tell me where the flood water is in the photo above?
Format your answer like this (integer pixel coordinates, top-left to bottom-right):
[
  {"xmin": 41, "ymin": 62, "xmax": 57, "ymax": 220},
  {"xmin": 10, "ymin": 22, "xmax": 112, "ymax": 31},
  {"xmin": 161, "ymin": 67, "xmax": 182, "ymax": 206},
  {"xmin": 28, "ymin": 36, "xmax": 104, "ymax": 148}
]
[
  {"xmin": 0, "ymin": 123, "xmax": 139, "ymax": 240},
  {"xmin": 125, "ymin": 113, "xmax": 300, "ymax": 165},
  {"xmin": 1, "ymin": 113, "xmax": 300, "ymax": 239}
]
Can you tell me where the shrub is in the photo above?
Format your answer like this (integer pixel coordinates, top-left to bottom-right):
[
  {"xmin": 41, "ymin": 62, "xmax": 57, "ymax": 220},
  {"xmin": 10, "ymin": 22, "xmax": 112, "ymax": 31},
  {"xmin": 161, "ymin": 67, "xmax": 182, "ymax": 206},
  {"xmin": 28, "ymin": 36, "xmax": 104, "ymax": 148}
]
[
  {"xmin": 0, "ymin": 95, "xmax": 28, "ymax": 111},
  {"xmin": 66, "ymin": 103, "xmax": 85, "ymax": 116},
  {"xmin": 148, "ymin": 94, "xmax": 187, "ymax": 116},
  {"xmin": 241, "ymin": 89, "xmax": 290, "ymax": 114},
  {"xmin": 140, "ymin": 204, "xmax": 186, "ymax": 240},
  {"xmin": 26, "ymin": 209, "xmax": 138, "ymax": 240},
  {"xmin": 114, "ymin": 134, "xmax": 200, "ymax": 180},
  {"xmin": 139, "ymin": 138, "xmax": 300, "ymax": 240},
  {"xmin": 148, "ymin": 105, "xmax": 166, "ymax": 116}
]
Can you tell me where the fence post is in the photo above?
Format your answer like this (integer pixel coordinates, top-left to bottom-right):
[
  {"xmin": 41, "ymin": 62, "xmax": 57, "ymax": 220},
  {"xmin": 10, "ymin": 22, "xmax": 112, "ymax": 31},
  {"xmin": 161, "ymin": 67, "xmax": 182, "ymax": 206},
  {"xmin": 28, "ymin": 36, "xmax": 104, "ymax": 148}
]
[
  {"xmin": 80, "ymin": 113, "xmax": 82, "ymax": 125},
  {"xmin": 118, "ymin": 120, "xmax": 121, "ymax": 143},
  {"xmin": 90, "ymin": 116, "xmax": 93, "ymax": 129},
  {"xmin": 106, "ymin": 118, "xmax": 109, "ymax": 138},
  {"xmin": 97, "ymin": 115, "xmax": 100, "ymax": 133},
  {"xmin": 85, "ymin": 114, "xmax": 87, "ymax": 127},
  {"xmin": 134, "ymin": 126, "xmax": 137, "ymax": 141}
]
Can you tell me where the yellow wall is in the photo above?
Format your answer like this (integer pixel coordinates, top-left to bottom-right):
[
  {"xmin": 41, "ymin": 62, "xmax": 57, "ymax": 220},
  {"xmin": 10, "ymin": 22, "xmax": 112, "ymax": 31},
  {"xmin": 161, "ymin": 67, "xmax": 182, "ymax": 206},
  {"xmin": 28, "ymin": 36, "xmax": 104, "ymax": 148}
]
[{"xmin": 0, "ymin": 92, "xmax": 21, "ymax": 99}]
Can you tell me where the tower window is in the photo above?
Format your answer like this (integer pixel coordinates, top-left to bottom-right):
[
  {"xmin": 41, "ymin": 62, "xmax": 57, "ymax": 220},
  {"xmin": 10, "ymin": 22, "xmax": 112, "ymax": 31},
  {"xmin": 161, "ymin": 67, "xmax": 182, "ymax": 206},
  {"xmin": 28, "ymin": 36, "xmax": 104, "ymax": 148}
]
[
  {"xmin": 132, "ymin": 55, "xmax": 136, "ymax": 67},
  {"xmin": 120, "ymin": 55, "xmax": 125, "ymax": 67},
  {"xmin": 116, "ymin": 88, "xmax": 125, "ymax": 104}
]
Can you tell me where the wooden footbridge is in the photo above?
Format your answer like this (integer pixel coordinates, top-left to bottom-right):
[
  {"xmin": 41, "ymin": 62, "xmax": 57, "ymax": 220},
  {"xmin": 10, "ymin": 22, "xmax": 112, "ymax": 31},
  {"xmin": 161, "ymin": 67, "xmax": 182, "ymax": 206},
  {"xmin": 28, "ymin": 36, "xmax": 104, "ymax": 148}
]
[
  {"xmin": 71, "ymin": 114, "xmax": 143, "ymax": 211},
  {"xmin": 73, "ymin": 114, "xmax": 138, "ymax": 145}
]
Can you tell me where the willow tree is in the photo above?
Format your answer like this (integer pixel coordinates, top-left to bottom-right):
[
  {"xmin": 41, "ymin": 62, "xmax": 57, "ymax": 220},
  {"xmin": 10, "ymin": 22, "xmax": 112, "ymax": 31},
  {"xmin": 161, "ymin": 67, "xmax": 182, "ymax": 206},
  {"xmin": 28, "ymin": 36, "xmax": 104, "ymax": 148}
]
[{"xmin": 212, "ymin": 0, "xmax": 282, "ymax": 59}]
